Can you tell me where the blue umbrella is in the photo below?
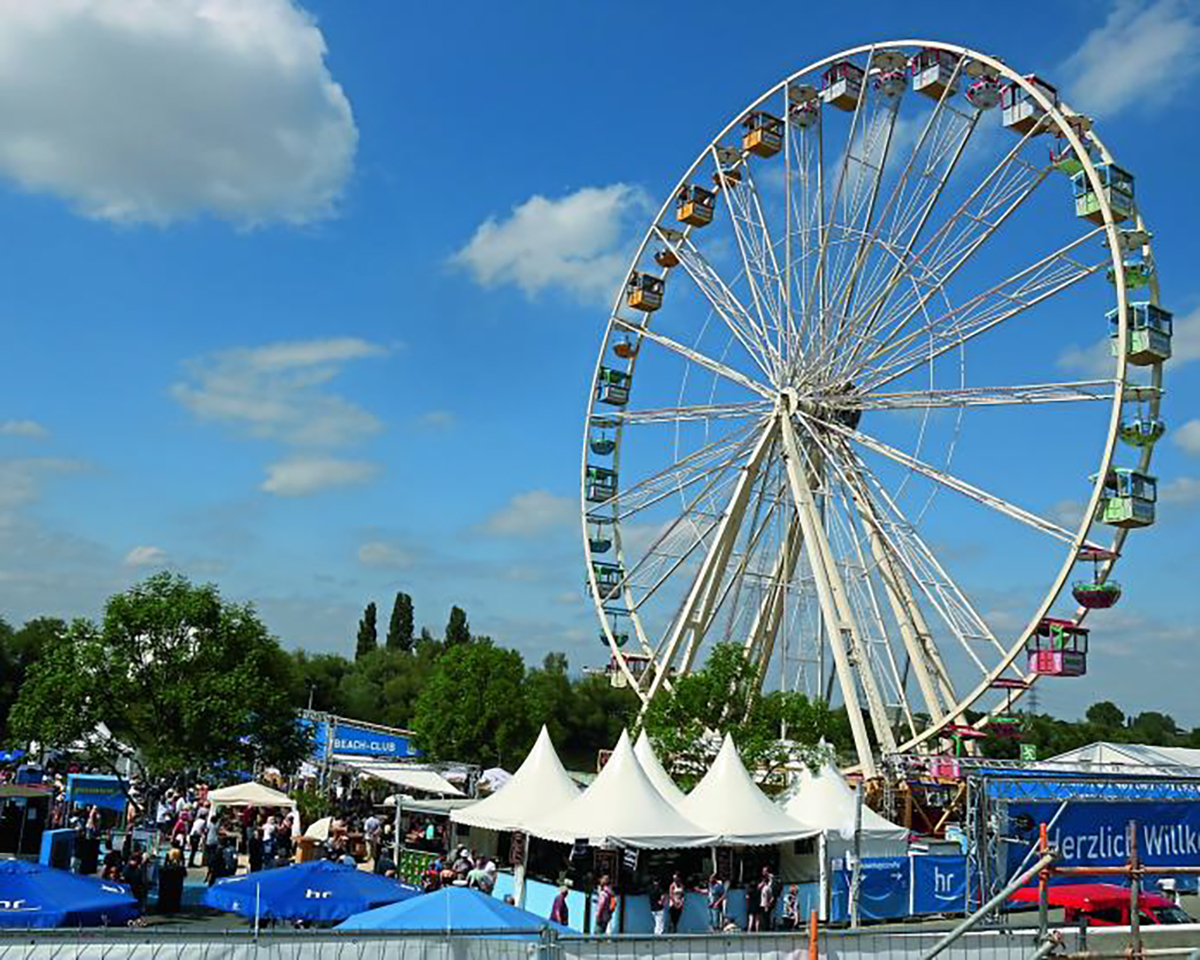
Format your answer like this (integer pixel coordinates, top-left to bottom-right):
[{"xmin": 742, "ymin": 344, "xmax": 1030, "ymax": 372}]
[
  {"xmin": 204, "ymin": 859, "xmax": 418, "ymax": 922},
  {"xmin": 337, "ymin": 886, "xmax": 574, "ymax": 938},
  {"xmin": 0, "ymin": 859, "xmax": 139, "ymax": 928}
]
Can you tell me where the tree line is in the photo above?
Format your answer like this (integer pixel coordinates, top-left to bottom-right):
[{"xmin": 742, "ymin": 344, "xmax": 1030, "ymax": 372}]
[{"xmin": 3, "ymin": 574, "xmax": 1199, "ymax": 780}]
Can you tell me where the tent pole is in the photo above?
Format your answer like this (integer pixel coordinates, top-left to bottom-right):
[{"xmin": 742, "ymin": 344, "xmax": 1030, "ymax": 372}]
[
  {"xmin": 393, "ymin": 796, "xmax": 402, "ymax": 870},
  {"xmin": 850, "ymin": 787, "xmax": 863, "ymax": 927},
  {"xmin": 514, "ymin": 832, "xmax": 529, "ymax": 908},
  {"xmin": 254, "ymin": 882, "xmax": 260, "ymax": 942}
]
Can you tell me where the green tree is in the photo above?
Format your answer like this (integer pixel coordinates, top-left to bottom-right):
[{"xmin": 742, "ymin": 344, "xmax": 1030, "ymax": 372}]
[
  {"xmin": 1086, "ymin": 701, "xmax": 1126, "ymax": 732},
  {"xmin": 412, "ymin": 639, "xmax": 530, "ymax": 766},
  {"xmin": 291, "ymin": 650, "xmax": 354, "ymax": 714},
  {"xmin": 386, "ymin": 592, "xmax": 414, "ymax": 652},
  {"xmin": 559, "ymin": 671, "xmax": 639, "ymax": 770},
  {"xmin": 1129, "ymin": 711, "xmax": 1180, "ymax": 745},
  {"xmin": 640, "ymin": 642, "xmax": 831, "ymax": 789},
  {"xmin": 525, "ymin": 652, "xmax": 572, "ymax": 747},
  {"xmin": 9, "ymin": 573, "xmax": 309, "ymax": 787},
  {"xmin": 356, "ymin": 602, "xmax": 378, "ymax": 660},
  {"xmin": 445, "ymin": 606, "xmax": 470, "ymax": 647},
  {"xmin": 0, "ymin": 617, "xmax": 65, "ymax": 740}
]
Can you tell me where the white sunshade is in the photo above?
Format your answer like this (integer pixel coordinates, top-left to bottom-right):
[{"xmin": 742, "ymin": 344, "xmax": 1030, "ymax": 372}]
[
  {"xmin": 451, "ymin": 726, "xmax": 578, "ymax": 833},
  {"xmin": 633, "ymin": 731, "xmax": 687, "ymax": 806},
  {"xmin": 782, "ymin": 757, "xmax": 908, "ymax": 842},
  {"xmin": 678, "ymin": 734, "xmax": 818, "ymax": 846},
  {"xmin": 526, "ymin": 730, "xmax": 714, "ymax": 849},
  {"xmin": 207, "ymin": 781, "xmax": 296, "ymax": 808},
  {"xmin": 342, "ymin": 760, "xmax": 464, "ymax": 797}
]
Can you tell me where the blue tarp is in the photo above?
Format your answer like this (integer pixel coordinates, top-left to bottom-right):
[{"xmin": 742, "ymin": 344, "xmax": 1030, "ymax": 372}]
[
  {"xmin": 204, "ymin": 860, "xmax": 419, "ymax": 922},
  {"xmin": 984, "ymin": 777, "xmax": 1200, "ymax": 802},
  {"xmin": 912, "ymin": 855, "xmax": 968, "ymax": 915},
  {"xmin": 65, "ymin": 774, "xmax": 127, "ymax": 812},
  {"xmin": 830, "ymin": 857, "xmax": 910, "ymax": 922},
  {"xmin": 0, "ymin": 860, "xmax": 138, "ymax": 928},
  {"xmin": 337, "ymin": 886, "xmax": 574, "ymax": 937}
]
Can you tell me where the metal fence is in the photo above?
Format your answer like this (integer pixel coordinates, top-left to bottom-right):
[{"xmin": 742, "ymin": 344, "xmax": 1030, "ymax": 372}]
[{"xmin": 2, "ymin": 925, "xmax": 1197, "ymax": 960}]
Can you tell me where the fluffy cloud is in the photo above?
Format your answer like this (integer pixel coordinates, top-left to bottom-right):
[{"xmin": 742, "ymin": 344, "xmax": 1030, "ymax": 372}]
[
  {"xmin": 261, "ymin": 456, "xmax": 377, "ymax": 496},
  {"xmin": 357, "ymin": 540, "xmax": 414, "ymax": 568},
  {"xmin": 450, "ymin": 184, "xmax": 650, "ymax": 304},
  {"xmin": 416, "ymin": 410, "xmax": 456, "ymax": 430},
  {"xmin": 1173, "ymin": 420, "xmax": 1200, "ymax": 456},
  {"xmin": 173, "ymin": 337, "xmax": 386, "ymax": 446},
  {"xmin": 0, "ymin": 419, "xmax": 47, "ymax": 437},
  {"xmin": 0, "ymin": 457, "xmax": 86, "ymax": 516},
  {"xmin": 480, "ymin": 490, "xmax": 576, "ymax": 537},
  {"xmin": 1063, "ymin": 0, "xmax": 1200, "ymax": 117},
  {"xmin": 123, "ymin": 544, "xmax": 168, "ymax": 568},
  {"xmin": 1160, "ymin": 476, "xmax": 1200, "ymax": 504},
  {"xmin": 0, "ymin": 0, "xmax": 356, "ymax": 226}
]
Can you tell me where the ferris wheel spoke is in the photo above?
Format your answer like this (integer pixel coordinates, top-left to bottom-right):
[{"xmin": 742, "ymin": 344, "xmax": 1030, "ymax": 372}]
[
  {"xmin": 803, "ymin": 46, "xmax": 877, "ymax": 364},
  {"xmin": 646, "ymin": 419, "xmax": 779, "ymax": 703},
  {"xmin": 856, "ymin": 228, "xmax": 1107, "ymax": 392},
  {"xmin": 743, "ymin": 511, "xmax": 804, "ymax": 684},
  {"xmin": 607, "ymin": 400, "xmax": 775, "ymax": 426},
  {"xmin": 589, "ymin": 419, "xmax": 763, "ymax": 521},
  {"xmin": 611, "ymin": 316, "xmax": 774, "ymax": 399},
  {"xmin": 713, "ymin": 149, "xmax": 789, "ymax": 373},
  {"xmin": 651, "ymin": 227, "xmax": 779, "ymax": 380},
  {"xmin": 841, "ymin": 379, "xmax": 1117, "ymax": 411},
  {"xmin": 819, "ymin": 416, "xmax": 1106, "ymax": 550},
  {"xmin": 822, "ymin": 79, "xmax": 980, "ymax": 375},
  {"xmin": 837, "ymin": 128, "xmax": 1051, "ymax": 378}
]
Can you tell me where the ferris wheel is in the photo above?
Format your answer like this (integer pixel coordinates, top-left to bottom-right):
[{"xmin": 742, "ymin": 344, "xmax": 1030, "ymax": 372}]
[{"xmin": 581, "ymin": 40, "xmax": 1171, "ymax": 778}]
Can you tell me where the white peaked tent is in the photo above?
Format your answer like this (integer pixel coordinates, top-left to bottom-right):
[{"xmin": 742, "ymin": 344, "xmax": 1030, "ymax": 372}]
[
  {"xmin": 526, "ymin": 731, "xmax": 715, "ymax": 849},
  {"xmin": 451, "ymin": 726, "xmax": 579, "ymax": 833},
  {"xmin": 678, "ymin": 734, "xmax": 818, "ymax": 846},
  {"xmin": 782, "ymin": 757, "xmax": 907, "ymax": 858},
  {"xmin": 633, "ymin": 731, "xmax": 687, "ymax": 806},
  {"xmin": 207, "ymin": 781, "xmax": 296, "ymax": 808}
]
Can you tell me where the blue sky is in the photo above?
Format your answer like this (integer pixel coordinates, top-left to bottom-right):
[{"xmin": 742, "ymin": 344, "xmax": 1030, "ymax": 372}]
[{"xmin": 1, "ymin": 0, "xmax": 1197, "ymax": 725}]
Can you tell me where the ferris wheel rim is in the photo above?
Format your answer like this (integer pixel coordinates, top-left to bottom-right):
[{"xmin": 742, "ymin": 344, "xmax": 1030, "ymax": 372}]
[{"xmin": 580, "ymin": 38, "xmax": 1163, "ymax": 768}]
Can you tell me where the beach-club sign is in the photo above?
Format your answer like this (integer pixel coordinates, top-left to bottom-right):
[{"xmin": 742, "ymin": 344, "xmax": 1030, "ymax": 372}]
[{"xmin": 302, "ymin": 716, "xmax": 422, "ymax": 760}]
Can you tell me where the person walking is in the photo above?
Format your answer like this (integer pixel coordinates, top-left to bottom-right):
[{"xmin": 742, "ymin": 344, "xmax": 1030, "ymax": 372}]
[
  {"xmin": 549, "ymin": 884, "xmax": 570, "ymax": 926},
  {"xmin": 758, "ymin": 866, "xmax": 778, "ymax": 932},
  {"xmin": 594, "ymin": 875, "xmax": 615, "ymax": 934},
  {"xmin": 707, "ymin": 873, "xmax": 726, "ymax": 931},
  {"xmin": 649, "ymin": 875, "xmax": 665, "ymax": 935},
  {"xmin": 782, "ymin": 884, "xmax": 800, "ymax": 931},
  {"xmin": 158, "ymin": 848, "xmax": 187, "ymax": 914},
  {"xmin": 667, "ymin": 872, "xmax": 686, "ymax": 933}
]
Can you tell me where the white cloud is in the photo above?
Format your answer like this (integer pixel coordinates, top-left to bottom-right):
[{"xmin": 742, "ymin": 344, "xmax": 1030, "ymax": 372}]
[
  {"xmin": 1063, "ymin": 0, "xmax": 1200, "ymax": 117},
  {"xmin": 123, "ymin": 545, "xmax": 168, "ymax": 568},
  {"xmin": 450, "ymin": 183, "xmax": 650, "ymax": 304},
  {"xmin": 1048, "ymin": 498, "xmax": 1086, "ymax": 528},
  {"xmin": 261, "ymin": 456, "xmax": 377, "ymax": 496},
  {"xmin": 1173, "ymin": 420, "xmax": 1200, "ymax": 456},
  {"xmin": 0, "ymin": 0, "xmax": 356, "ymax": 226},
  {"xmin": 173, "ymin": 337, "xmax": 386, "ymax": 446},
  {"xmin": 417, "ymin": 410, "xmax": 456, "ymax": 430},
  {"xmin": 0, "ymin": 419, "xmax": 47, "ymax": 437},
  {"xmin": 480, "ymin": 490, "xmax": 576, "ymax": 537},
  {"xmin": 0, "ymin": 457, "xmax": 86, "ymax": 516},
  {"xmin": 357, "ymin": 540, "xmax": 414, "ymax": 568},
  {"xmin": 1160, "ymin": 476, "xmax": 1200, "ymax": 504}
]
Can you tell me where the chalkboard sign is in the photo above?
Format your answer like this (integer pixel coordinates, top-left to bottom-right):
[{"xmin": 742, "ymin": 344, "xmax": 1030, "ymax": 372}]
[
  {"xmin": 509, "ymin": 831, "xmax": 527, "ymax": 866},
  {"xmin": 594, "ymin": 848, "xmax": 619, "ymax": 883},
  {"xmin": 715, "ymin": 846, "xmax": 734, "ymax": 880}
]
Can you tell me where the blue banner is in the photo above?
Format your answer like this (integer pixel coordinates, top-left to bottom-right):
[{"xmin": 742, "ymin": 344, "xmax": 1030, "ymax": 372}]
[
  {"xmin": 1004, "ymin": 800, "xmax": 1200, "ymax": 881},
  {"xmin": 302, "ymin": 717, "xmax": 421, "ymax": 760},
  {"xmin": 830, "ymin": 857, "xmax": 910, "ymax": 921},
  {"xmin": 912, "ymin": 855, "xmax": 968, "ymax": 915},
  {"xmin": 65, "ymin": 774, "xmax": 127, "ymax": 811}
]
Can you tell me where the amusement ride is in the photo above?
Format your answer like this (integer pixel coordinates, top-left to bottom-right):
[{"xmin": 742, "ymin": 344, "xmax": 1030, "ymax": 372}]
[{"xmin": 580, "ymin": 40, "xmax": 1170, "ymax": 780}]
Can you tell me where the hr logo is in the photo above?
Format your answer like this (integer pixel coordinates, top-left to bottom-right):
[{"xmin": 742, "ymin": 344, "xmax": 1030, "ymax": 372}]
[
  {"xmin": 305, "ymin": 889, "xmax": 332, "ymax": 899},
  {"xmin": 0, "ymin": 900, "xmax": 30, "ymax": 910},
  {"xmin": 934, "ymin": 867, "xmax": 955, "ymax": 896}
]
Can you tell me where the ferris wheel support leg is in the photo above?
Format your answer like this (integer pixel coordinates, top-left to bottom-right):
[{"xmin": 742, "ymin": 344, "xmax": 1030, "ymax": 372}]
[
  {"xmin": 780, "ymin": 415, "xmax": 895, "ymax": 776},
  {"xmin": 846, "ymin": 470, "xmax": 951, "ymax": 727},
  {"xmin": 743, "ymin": 514, "xmax": 805, "ymax": 690},
  {"xmin": 645, "ymin": 420, "xmax": 779, "ymax": 703}
]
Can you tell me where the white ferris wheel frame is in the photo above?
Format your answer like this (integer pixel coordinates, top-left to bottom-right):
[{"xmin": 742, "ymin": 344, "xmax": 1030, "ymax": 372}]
[{"xmin": 579, "ymin": 39, "xmax": 1164, "ymax": 777}]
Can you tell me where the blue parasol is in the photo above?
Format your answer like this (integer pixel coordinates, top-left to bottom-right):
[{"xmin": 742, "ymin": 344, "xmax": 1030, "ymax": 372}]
[{"xmin": 0, "ymin": 859, "xmax": 138, "ymax": 928}]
